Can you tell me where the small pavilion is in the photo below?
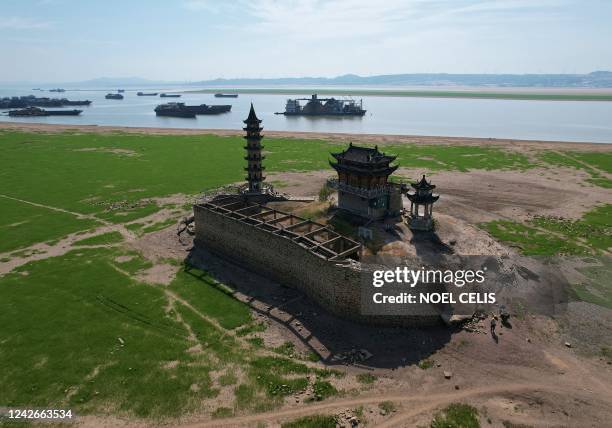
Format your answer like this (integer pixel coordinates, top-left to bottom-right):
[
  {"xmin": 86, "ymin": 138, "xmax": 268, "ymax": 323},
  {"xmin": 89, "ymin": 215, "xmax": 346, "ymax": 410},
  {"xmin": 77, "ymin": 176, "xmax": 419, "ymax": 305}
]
[{"xmin": 406, "ymin": 175, "xmax": 439, "ymax": 231}]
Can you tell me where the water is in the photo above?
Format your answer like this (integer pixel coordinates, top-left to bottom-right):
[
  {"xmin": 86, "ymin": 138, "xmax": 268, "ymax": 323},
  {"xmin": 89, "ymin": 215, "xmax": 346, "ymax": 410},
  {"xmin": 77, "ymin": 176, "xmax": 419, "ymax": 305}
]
[{"xmin": 1, "ymin": 88, "xmax": 611, "ymax": 143}]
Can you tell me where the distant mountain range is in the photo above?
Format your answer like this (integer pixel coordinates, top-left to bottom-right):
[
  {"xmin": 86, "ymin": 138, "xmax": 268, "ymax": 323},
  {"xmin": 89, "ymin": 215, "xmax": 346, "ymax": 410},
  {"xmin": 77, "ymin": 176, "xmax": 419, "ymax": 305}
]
[
  {"xmin": 4, "ymin": 71, "xmax": 612, "ymax": 88},
  {"xmin": 192, "ymin": 71, "xmax": 612, "ymax": 88}
]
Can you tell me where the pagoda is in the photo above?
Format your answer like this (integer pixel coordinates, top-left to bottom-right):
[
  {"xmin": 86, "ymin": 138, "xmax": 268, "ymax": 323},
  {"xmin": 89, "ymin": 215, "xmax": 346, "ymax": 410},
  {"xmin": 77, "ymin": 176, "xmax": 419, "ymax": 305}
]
[
  {"xmin": 329, "ymin": 143, "xmax": 402, "ymax": 220},
  {"xmin": 243, "ymin": 103, "xmax": 265, "ymax": 194},
  {"xmin": 406, "ymin": 175, "xmax": 439, "ymax": 231}
]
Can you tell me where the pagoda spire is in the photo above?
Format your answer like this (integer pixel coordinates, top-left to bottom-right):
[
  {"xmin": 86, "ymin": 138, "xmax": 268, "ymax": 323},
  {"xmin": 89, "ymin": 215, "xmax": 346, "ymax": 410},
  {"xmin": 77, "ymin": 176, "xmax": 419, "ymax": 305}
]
[
  {"xmin": 243, "ymin": 104, "xmax": 265, "ymax": 194},
  {"xmin": 245, "ymin": 103, "xmax": 261, "ymax": 124}
]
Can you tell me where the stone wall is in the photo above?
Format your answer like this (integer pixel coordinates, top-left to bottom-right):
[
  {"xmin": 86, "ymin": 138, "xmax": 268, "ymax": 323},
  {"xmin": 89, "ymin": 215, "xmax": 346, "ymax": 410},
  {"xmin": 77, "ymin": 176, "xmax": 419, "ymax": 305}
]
[{"xmin": 194, "ymin": 204, "xmax": 440, "ymax": 327}]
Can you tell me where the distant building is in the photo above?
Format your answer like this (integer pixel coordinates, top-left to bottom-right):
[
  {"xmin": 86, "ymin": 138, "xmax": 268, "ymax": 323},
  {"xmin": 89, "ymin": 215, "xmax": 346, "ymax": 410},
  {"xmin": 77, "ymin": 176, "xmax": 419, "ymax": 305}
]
[{"xmin": 329, "ymin": 143, "xmax": 403, "ymax": 221}]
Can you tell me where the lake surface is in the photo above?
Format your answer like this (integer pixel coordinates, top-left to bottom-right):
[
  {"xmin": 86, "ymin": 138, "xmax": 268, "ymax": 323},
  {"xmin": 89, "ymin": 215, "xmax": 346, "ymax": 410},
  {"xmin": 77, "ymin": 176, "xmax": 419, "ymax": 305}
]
[{"xmin": 1, "ymin": 88, "xmax": 611, "ymax": 143}]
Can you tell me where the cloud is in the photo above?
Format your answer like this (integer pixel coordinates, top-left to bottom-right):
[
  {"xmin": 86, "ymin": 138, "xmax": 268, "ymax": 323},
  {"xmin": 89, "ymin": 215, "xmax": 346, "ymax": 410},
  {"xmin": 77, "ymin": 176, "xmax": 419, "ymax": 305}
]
[
  {"xmin": 239, "ymin": 0, "xmax": 570, "ymax": 40},
  {"xmin": 0, "ymin": 17, "xmax": 54, "ymax": 30},
  {"xmin": 182, "ymin": 0, "xmax": 221, "ymax": 12}
]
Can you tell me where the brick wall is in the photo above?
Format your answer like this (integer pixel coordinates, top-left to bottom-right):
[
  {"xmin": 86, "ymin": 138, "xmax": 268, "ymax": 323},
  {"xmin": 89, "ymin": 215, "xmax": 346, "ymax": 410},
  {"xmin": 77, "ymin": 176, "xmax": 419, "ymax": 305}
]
[{"xmin": 194, "ymin": 204, "xmax": 440, "ymax": 327}]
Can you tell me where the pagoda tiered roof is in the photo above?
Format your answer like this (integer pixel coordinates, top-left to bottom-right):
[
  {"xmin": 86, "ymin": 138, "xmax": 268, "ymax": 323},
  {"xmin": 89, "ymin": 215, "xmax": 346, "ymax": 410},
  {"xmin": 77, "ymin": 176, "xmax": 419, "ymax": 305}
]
[
  {"xmin": 331, "ymin": 143, "xmax": 397, "ymax": 165},
  {"xmin": 407, "ymin": 175, "xmax": 439, "ymax": 204},
  {"xmin": 244, "ymin": 103, "xmax": 262, "ymax": 124},
  {"xmin": 411, "ymin": 175, "xmax": 436, "ymax": 191},
  {"xmin": 330, "ymin": 143, "xmax": 398, "ymax": 177}
]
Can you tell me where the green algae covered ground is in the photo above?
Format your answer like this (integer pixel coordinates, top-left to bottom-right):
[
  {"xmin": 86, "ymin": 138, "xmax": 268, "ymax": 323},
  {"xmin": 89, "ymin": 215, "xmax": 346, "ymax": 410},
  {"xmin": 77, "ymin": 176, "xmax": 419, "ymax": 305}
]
[{"xmin": 0, "ymin": 129, "xmax": 610, "ymax": 422}]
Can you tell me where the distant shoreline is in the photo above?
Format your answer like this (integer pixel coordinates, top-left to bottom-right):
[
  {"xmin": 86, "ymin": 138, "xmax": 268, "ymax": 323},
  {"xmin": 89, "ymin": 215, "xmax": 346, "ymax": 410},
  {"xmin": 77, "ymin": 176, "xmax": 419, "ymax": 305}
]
[
  {"xmin": 1, "ymin": 121, "xmax": 609, "ymax": 150},
  {"xmin": 184, "ymin": 87, "xmax": 612, "ymax": 101}
]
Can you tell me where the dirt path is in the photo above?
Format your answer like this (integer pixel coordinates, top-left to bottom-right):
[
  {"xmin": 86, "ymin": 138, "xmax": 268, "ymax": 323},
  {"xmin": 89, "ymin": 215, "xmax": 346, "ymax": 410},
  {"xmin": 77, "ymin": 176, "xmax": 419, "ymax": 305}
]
[
  {"xmin": 184, "ymin": 381, "xmax": 594, "ymax": 427},
  {"xmin": 0, "ymin": 193, "xmax": 107, "ymax": 223}
]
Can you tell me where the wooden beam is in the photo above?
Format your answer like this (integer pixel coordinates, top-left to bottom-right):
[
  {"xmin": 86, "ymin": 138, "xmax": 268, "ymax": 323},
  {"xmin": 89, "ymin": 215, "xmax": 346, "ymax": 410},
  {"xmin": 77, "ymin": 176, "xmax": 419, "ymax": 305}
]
[
  {"xmin": 328, "ymin": 245, "xmax": 361, "ymax": 261},
  {"xmin": 316, "ymin": 235, "xmax": 342, "ymax": 249},
  {"xmin": 303, "ymin": 226, "xmax": 329, "ymax": 238},
  {"xmin": 267, "ymin": 214, "xmax": 294, "ymax": 225},
  {"xmin": 285, "ymin": 220, "xmax": 312, "ymax": 231}
]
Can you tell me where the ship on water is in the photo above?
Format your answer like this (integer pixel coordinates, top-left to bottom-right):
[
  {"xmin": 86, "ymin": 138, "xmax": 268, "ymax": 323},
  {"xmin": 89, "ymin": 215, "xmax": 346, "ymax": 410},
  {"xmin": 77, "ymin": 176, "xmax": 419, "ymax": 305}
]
[
  {"xmin": 160, "ymin": 93, "xmax": 181, "ymax": 98},
  {"xmin": 137, "ymin": 92, "xmax": 158, "ymax": 96},
  {"xmin": 214, "ymin": 93, "xmax": 238, "ymax": 98},
  {"xmin": 8, "ymin": 107, "xmax": 82, "ymax": 117},
  {"xmin": 105, "ymin": 93, "xmax": 124, "ymax": 100},
  {"xmin": 276, "ymin": 94, "xmax": 366, "ymax": 117},
  {"xmin": 0, "ymin": 96, "xmax": 91, "ymax": 109},
  {"xmin": 155, "ymin": 103, "xmax": 195, "ymax": 118},
  {"xmin": 154, "ymin": 102, "xmax": 231, "ymax": 117}
]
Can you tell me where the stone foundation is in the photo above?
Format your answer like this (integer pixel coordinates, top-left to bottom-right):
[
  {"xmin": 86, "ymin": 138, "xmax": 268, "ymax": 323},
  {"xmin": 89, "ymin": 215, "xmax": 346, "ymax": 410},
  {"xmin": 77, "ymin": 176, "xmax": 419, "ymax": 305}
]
[{"xmin": 194, "ymin": 199, "xmax": 441, "ymax": 327}]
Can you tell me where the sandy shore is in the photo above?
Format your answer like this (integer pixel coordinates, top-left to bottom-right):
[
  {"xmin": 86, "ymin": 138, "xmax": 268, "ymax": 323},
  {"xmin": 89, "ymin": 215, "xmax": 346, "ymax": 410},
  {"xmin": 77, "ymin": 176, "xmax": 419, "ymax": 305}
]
[{"xmin": 1, "ymin": 121, "xmax": 610, "ymax": 152}]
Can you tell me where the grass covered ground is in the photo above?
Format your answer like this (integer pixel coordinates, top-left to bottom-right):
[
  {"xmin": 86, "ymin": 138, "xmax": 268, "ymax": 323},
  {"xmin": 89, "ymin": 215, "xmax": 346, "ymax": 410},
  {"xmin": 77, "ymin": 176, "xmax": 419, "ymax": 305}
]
[
  {"xmin": 482, "ymin": 204, "xmax": 611, "ymax": 256},
  {"xmin": 0, "ymin": 130, "xmax": 542, "ymax": 254},
  {"xmin": 0, "ymin": 129, "xmax": 610, "ymax": 423}
]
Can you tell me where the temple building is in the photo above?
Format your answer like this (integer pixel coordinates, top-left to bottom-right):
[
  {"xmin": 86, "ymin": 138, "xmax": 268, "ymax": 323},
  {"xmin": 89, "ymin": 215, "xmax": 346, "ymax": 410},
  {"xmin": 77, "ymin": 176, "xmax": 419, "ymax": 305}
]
[
  {"xmin": 406, "ymin": 175, "xmax": 439, "ymax": 231},
  {"xmin": 243, "ymin": 103, "xmax": 265, "ymax": 194},
  {"xmin": 329, "ymin": 143, "xmax": 403, "ymax": 221}
]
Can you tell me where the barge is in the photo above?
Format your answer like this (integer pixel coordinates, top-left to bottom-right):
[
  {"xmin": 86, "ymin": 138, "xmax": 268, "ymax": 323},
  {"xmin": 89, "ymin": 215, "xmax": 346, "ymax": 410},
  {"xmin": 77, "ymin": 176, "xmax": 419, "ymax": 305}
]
[
  {"xmin": 8, "ymin": 107, "xmax": 82, "ymax": 116},
  {"xmin": 276, "ymin": 94, "xmax": 366, "ymax": 116}
]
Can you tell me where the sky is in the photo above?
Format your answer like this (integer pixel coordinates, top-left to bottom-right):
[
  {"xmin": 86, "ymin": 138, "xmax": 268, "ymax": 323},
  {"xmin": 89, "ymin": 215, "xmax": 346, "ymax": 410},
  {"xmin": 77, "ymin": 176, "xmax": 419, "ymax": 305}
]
[{"xmin": 1, "ymin": 0, "xmax": 612, "ymax": 82}]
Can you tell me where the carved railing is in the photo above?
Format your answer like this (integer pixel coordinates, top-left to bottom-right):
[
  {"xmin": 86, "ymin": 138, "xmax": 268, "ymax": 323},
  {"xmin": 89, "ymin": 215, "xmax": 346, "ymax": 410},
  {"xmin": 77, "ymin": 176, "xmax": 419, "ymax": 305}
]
[{"xmin": 326, "ymin": 178, "xmax": 389, "ymax": 198}]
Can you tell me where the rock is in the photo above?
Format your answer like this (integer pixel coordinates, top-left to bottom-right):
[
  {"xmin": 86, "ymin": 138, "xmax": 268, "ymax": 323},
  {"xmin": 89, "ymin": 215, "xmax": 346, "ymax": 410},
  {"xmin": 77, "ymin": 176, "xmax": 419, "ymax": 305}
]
[
  {"xmin": 444, "ymin": 371, "xmax": 452, "ymax": 379},
  {"xmin": 454, "ymin": 385, "xmax": 460, "ymax": 390},
  {"xmin": 565, "ymin": 342, "xmax": 572, "ymax": 348},
  {"xmin": 526, "ymin": 338, "xmax": 531, "ymax": 343},
  {"xmin": 441, "ymin": 311, "xmax": 473, "ymax": 326},
  {"xmin": 349, "ymin": 416, "xmax": 359, "ymax": 426}
]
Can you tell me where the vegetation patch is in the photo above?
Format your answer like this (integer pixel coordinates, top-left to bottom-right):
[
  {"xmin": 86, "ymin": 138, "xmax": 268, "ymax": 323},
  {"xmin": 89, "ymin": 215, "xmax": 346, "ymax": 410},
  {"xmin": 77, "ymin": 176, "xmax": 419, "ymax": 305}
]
[
  {"xmin": 431, "ymin": 403, "xmax": 480, "ymax": 428},
  {"xmin": 0, "ymin": 248, "xmax": 220, "ymax": 418},
  {"xmin": 571, "ymin": 260, "xmax": 612, "ymax": 309},
  {"xmin": 306, "ymin": 351, "xmax": 321, "ymax": 362},
  {"xmin": 0, "ymin": 196, "xmax": 98, "ymax": 253},
  {"xmin": 311, "ymin": 380, "xmax": 338, "ymax": 401},
  {"xmin": 218, "ymin": 372, "xmax": 238, "ymax": 386},
  {"xmin": 482, "ymin": 204, "xmax": 610, "ymax": 256},
  {"xmin": 273, "ymin": 341, "xmax": 296, "ymax": 357},
  {"xmin": 378, "ymin": 400, "xmax": 396, "ymax": 415},
  {"xmin": 539, "ymin": 150, "xmax": 612, "ymax": 189},
  {"xmin": 356, "ymin": 373, "xmax": 377, "ymax": 384},
  {"xmin": 169, "ymin": 265, "xmax": 251, "ymax": 330},
  {"xmin": 236, "ymin": 322, "xmax": 267, "ymax": 337},
  {"xmin": 281, "ymin": 414, "xmax": 337, "ymax": 428},
  {"xmin": 418, "ymin": 359, "xmax": 434, "ymax": 369},
  {"xmin": 141, "ymin": 219, "xmax": 176, "ymax": 234}
]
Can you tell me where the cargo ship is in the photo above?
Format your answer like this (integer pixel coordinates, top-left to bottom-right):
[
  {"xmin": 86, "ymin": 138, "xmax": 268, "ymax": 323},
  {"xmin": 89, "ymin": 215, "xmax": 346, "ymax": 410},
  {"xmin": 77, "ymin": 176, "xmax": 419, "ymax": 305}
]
[
  {"xmin": 160, "ymin": 93, "xmax": 181, "ymax": 98},
  {"xmin": 276, "ymin": 94, "xmax": 366, "ymax": 116},
  {"xmin": 187, "ymin": 104, "xmax": 231, "ymax": 114},
  {"xmin": 8, "ymin": 107, "xmax": 82, "ymax": 116},
  {"xmin": 49, "ymin": 88, "xmax": 66, "ymax": 93},
  {"xmin": 105, "ymin": 93, "xmax": 124, "ymax": 100},
  {"xmin": 154, "ymin": 102, "xmax": 231, "ymax": 117},
  {"xmin": 155, "ymin": 103, "xmax": 196, "ymax": 118},
  {"xmin": 0, "ymin": 96, "xmax": 91, "ymax": 108},
  {"xmin": 61, "ymin": 99, "xmax": 92, "ymax": 106},
  {"xmin": 137, "ymin": 92, "xmax": 158, "ymax": 96},
  {"xmin": 214, "ymin": 93, "xmax": 238, "ymax": 98}
]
